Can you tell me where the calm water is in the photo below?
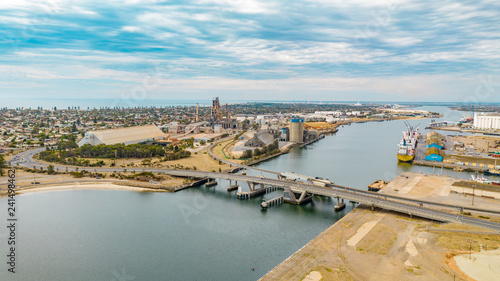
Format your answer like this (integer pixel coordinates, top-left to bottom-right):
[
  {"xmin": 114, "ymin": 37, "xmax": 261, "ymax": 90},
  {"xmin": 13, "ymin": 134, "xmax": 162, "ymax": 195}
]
[
  {"xmin": 0, "ymin": 106, "xmax": 498, "ymax": 281},
  {"xmin": 1, "ymin": 98, "xmax": 368, "ymax": 109}
]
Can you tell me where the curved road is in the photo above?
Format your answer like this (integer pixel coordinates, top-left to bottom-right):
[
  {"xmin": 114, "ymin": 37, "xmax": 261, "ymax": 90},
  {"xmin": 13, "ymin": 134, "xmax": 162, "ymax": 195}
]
[{"xmin": 207, "ymin": 136, "xmax": 281, "ymax": 175}]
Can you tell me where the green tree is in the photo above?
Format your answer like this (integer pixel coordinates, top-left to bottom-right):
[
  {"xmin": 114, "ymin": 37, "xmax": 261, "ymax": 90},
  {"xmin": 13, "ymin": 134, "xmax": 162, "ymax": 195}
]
[
  {"xmin": 242, "ymin": 149, "xmax": 253, "ymax": 159},
  {"xmin": 47, "ymin": 165, "xmax": 55, "ymax": 175},
  {"xmin": 0, "ymin": 154, "xmax": 5, "ymax": 176}
]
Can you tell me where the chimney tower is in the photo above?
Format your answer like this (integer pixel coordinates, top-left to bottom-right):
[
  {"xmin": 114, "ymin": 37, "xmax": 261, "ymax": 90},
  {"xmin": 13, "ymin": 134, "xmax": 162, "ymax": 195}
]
[{"xmin": 196, "ymin": 103, "xmax": 199, "ymax": 122}]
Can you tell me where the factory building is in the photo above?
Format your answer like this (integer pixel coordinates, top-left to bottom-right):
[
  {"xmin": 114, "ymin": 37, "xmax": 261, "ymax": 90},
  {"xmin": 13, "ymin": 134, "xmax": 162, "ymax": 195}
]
[
  {"xmin": 289, "ymin": 118, "xmax": 304, "ymax": 143},
  {"xmin": 246, "ymin": 131, "xmax": 275, "ymax": 147},
  {"xmin": 280, "ymin": 127, "xmax": 289, "ymax": 141},
  {"xmin": 474, "ymin": 113, "xmax": 500, "ymax": 130},
  {"xmin": 77, "ymin": 125, "xmax": 167, "ymax": 147},
  {"xmin": 209, "ymin": 97, "xmax": 239, "ymax": 129}
]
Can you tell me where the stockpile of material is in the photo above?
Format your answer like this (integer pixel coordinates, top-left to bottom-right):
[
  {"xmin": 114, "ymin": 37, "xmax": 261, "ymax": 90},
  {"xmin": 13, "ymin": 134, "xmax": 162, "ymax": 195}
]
[{"xmin": 425, "ymin": 131, "xmax": 444, "ymax": 161}]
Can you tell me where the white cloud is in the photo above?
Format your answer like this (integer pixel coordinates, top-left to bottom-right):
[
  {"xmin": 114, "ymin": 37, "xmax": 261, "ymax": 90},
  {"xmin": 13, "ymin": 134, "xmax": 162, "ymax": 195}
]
[
  {"xmin": 383, "ymin": 37, "xmax": 422, "ymax": 47},
  {"xmin": 122, "ymin": 26, "xmax": 141, "ymax": 32},
  {"xmin": 137, "ymin": 12, "xmax": 201, "ymax": 36},
  {"xmin": 197, "ymin": 0, "xmax": 278, "ymax": 14},
  {"xmin": 211, "ymin": 39, "xmax": 389, "ymax": 64}
]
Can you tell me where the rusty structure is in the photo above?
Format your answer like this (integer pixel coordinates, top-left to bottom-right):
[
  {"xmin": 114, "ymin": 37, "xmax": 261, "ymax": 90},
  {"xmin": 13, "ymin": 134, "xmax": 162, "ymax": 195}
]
[{"xmin": 209, "ymin": 97, "xmax": 238, "ymax": 129}]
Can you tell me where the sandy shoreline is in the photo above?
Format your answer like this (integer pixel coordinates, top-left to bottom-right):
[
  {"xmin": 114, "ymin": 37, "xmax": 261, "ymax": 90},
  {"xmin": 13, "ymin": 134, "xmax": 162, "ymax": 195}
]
[{"xmin": 3, "ymin": 182, "xmax": 165, "ymax": 198}]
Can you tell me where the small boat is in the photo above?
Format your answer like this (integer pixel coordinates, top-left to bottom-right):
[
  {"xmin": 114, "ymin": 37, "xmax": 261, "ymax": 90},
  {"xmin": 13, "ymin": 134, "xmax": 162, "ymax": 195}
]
[
  {"xmin": 368, "ymin": 180, "xmax": 390, "ymax": 192},
  {"xmin": 453, "ymin": 167, "xmax": 464, "ymax": 172},
  {"xmin": 492, "ymin": 181, "xmax": 500, "ymax": 186},
  {"xmin": 471, "ymin": 175, "xmax": 491, "ymax": 184},
  {"xmin": 484, "ymin": 168, "xmax": 500, "ymax": 176}
]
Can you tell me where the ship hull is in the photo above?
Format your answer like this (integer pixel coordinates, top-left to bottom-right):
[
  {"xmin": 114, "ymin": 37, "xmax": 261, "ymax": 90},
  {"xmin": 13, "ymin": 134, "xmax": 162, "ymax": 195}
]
[
  {"xmin": 397, "ymin": 154, "xmax": 414, "ymax": 162},
  {"xmin": 484, "ymin": 170, "xmax": 500, "ymax": 176}
]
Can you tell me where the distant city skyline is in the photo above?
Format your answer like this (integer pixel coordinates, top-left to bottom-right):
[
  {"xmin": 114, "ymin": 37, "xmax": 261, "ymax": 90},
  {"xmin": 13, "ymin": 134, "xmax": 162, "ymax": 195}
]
[{"xmin": 1, "ymin": 0, "xmax": 500, "ymax": 102}]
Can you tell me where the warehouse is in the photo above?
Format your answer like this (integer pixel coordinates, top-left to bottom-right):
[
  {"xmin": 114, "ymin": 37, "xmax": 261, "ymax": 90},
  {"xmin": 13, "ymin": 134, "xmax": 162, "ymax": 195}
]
[
  {"xmin": 77, "ymin": 125, "xmax": 167, "ymax": 147},
  {"xmin": 474, "ymin": 113, "xmax": 500, "ymax": 129}
]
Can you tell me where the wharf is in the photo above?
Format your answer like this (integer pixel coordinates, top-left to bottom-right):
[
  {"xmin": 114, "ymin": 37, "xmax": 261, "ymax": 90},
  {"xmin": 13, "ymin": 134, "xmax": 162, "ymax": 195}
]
[
  {"xmin": 260, "ymin": 172, "xmax": 500, "ymax": 281},
  {"xmin": 261, "ymin": 195, "xmax": 284, "ymax": 209},
  {"xmin": 237, "ymin": 185, "xmax": 278, "ymax": 199},
  {"xmin": 413, "ymin": 160, "xmax": 488, "ymax": 172}
]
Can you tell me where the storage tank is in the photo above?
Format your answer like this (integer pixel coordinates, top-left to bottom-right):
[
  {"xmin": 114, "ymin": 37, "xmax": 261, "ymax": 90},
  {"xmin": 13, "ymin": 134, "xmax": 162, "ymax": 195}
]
[{"xmin": 290, "ymin": 118, "xmax": 304, "ymax": 143}]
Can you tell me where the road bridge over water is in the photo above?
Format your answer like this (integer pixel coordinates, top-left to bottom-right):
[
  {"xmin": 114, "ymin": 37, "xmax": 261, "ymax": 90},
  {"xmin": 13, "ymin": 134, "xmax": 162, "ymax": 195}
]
[{"xmin": 8, "ymin": 147, "xmax": 500, "ymax": 232}]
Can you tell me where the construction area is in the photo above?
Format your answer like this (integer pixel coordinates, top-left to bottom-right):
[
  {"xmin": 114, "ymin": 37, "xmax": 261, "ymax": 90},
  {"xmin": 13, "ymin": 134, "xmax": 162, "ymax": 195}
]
[{"xmin": 260, "ymin": 172, "xmax": 500, "ymax": 281}]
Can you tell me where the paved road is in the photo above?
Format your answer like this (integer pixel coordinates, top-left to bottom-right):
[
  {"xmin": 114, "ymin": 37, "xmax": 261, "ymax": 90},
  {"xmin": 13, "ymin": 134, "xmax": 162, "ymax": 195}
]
[
  {"xmin": 8, "ymin": 148, "xmax": 500, "ymax": 232},
  {"xmin": 207, "ymin": 136, "xmax": 281, "ymax": 175}
]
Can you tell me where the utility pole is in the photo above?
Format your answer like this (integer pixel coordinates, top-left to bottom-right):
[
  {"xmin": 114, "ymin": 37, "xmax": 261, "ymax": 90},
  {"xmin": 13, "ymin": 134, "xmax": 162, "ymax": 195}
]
[
  {"xmin": 472, "ymin": 184, "xmax": 476, "ymax": 205},
  {"xmin": 467, "ymin": 239, "xmax": 472, "ymax": 259}
]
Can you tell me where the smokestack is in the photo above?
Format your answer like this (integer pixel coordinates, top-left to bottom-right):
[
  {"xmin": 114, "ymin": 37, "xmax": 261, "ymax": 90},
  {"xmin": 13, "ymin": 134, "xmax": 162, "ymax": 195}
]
[
  {"xmin": 196, "ymin": 103, "xmax": 199, "ymax": 122},
  {"xmin": 226, "ymin": 103, "xmax": 229, "ymax": 120}
]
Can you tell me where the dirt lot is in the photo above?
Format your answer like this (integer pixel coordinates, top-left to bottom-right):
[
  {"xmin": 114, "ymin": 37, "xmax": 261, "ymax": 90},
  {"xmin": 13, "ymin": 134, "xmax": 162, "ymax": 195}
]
[{"xmin": 260, "ymin": 173, "xmax": 500, "ymax": 281}]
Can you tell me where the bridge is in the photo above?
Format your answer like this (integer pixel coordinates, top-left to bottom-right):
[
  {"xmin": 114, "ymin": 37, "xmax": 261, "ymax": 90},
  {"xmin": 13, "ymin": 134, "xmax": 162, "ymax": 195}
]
[
  {"xmin": 8, "ymin": 147, "xmax": 500, "ymax": 232},
  {"xmin": 158, "ymin": 170, "xmax": 500, "ymax": 232}
]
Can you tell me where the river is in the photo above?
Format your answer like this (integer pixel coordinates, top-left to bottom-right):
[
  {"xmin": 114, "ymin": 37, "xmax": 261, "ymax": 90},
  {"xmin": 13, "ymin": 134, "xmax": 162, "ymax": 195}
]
[{"xmin": 0, "ymin": 106, "xmax": 498, "ymax": 281}]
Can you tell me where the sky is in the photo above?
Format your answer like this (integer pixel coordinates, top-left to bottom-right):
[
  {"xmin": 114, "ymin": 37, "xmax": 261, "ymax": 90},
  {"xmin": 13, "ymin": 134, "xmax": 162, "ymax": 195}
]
[{"xmin": 1, "ymin": 0, "xmax": 500, "ymax": 103}]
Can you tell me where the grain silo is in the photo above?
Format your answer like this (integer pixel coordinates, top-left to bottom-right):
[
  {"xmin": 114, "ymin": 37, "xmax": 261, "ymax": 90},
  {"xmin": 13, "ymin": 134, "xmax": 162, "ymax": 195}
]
[{"xmin": 290, "ymin": 118, "xmax": 304, "ymax": 143}]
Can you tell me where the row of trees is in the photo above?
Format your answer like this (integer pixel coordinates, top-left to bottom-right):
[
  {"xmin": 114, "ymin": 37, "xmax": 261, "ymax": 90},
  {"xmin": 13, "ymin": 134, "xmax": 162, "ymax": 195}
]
[
  {"xmin": 0, "ymin": 154, "xmax": 5, "ymax": 176},
  {"xmin": 241, "ymin": 140, "xmax": 280, "ymax": 159},
  {"xmin": 39, "ymin": 142, "xmax": 191, "ymax": 166}
]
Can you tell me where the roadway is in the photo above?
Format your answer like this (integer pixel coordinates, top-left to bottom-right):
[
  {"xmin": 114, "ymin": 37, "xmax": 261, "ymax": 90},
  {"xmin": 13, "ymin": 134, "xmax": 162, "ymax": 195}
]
[
  {"xmin": 207, "ymin": 136, "xmax": 281, "ymax": 175},
  {"xmin": 7, "ymin": 147, "xmax": 500, "ymax": 232}
]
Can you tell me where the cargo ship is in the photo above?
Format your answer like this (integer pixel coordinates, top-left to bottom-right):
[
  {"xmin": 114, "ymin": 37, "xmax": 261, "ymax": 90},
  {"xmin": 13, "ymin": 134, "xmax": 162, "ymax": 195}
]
[{"xmin": 397, "ymin": 123, "xmax": 419, "ymax": 162}]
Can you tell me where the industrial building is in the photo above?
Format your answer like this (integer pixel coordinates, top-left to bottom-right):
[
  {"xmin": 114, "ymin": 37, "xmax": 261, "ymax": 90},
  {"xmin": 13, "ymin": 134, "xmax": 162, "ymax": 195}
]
[
  {"xmin": 77, "ymin": 125, "xmax": 167, "ymax": 147},
  {"xmin": 246, "ymin": 131, "xmax": 275, "ymax": 147},
  {"xmin": 289, "ymin": 118, "xmax": 304, "ymax": 143},
  {"xmin": 280, "ymin": 127, "xmax": 289, "ymax": 141},
  {"xmin": 209, "ymin": 97, "xmax": 239, "ymax": 129},
  {"xmin": 474, "ymin": 113, "xmax": 500, "ymax": 129}
]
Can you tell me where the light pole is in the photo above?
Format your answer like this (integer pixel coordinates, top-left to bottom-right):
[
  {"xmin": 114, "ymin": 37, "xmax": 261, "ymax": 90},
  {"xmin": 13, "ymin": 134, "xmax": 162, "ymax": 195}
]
[
  {"xmin": 467, "ymin": 239, "xmax": 472, "ymax": 259},
  {"xmin": 472, "ymin": 184, "xmax": 476, "ymax": 205}
]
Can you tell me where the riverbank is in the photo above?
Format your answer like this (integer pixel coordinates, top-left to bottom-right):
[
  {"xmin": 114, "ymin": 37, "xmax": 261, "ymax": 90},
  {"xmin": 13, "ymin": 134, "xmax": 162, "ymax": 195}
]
[
  {"xmin": 13, "ymin": 182, "xmax": 165, "ymax": 197},
  {"xmin": 0, "ymin": 170, "xmax": 208, "ymax": 198},
  {"xmin": 260, "ymin": 172, "xmax": 500, "ymax": 281}
]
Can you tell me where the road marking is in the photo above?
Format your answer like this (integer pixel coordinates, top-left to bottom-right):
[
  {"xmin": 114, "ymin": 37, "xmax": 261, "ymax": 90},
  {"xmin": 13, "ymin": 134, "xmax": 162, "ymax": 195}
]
[
  {"xmin": 398, "ymin": 176, "xmax": 421, "ymax": 195},
  {"xmin": 347, "ymin": 213, "xmax": 385, "ymax": 247}
]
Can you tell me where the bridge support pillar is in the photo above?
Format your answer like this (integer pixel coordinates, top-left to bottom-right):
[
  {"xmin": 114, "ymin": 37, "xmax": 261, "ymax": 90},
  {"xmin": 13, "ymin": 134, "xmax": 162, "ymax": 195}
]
[
  {"xmin": 283, "ymin": 187, "xmax": 313, "ymax": 205},
  {"xmin": 334, "ymin": 197, "xmax": 346, "ymax": 211},
  {"xmin": 228, "ymin": 180, "xmax": 239, "ymax": 191},
  {"xmin": 247, "ymin": 181, "xmax": 258, "ymax": 191}
]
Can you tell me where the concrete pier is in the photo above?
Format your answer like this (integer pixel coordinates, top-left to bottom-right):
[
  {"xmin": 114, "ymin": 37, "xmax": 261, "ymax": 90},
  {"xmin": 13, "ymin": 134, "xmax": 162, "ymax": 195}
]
[
  {"xmin": 261, "ymin": 195, "xmax": 285, "ymax": 209},
  {"xmin": 334, "ymin": 197, "xmax": 346, "ymax": 211},
  {"xmin": 237, "ymin": 184, "xmax": 278, "ymax": 199},
  {"xmin": 227, "ymin": 180, "xmax": 239, "ymax": 191},
  {"xmin": 205, "ymin": 179, "xmax": 217, "ymax": 187}
]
